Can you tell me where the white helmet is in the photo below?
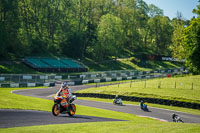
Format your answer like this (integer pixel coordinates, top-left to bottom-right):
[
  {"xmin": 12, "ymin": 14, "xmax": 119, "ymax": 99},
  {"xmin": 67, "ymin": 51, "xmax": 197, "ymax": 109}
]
[{"xmin": 61, "ymin": 82, "xmax": 68, "ymax": 88}]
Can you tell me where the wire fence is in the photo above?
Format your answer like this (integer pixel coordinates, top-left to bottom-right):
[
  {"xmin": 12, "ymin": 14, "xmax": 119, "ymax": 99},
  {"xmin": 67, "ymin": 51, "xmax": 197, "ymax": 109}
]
[{"xmin": 95, "ymin": 76, "xmax": 200, "ymax": 90}]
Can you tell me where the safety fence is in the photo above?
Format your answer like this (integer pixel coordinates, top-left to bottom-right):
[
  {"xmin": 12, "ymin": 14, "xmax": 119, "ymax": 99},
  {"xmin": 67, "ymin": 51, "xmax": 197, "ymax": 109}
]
[
  {"xmin": 79, "ymin": 68, "xmax": 187, "ymax": 84},
  {"xmin": 93, "ymin": 76, "xmax": 200, "ymax": 90},
  {"xmin": 0, "ymin": 67, "xmax": 188, "ymax": 87},
  {"xmin": 0, "ymin": 74, "xmax": 60, "ymax": 87}
]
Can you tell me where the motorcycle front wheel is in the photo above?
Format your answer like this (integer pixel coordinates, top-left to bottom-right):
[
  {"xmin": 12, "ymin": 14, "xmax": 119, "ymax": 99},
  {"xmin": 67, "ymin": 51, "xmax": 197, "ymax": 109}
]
[
  {"xmin": 68, "ymin": 104, "xmax": 76, "ymax": 116},
  {"xmin": 52, "ymin": 104, "xmax": 60, "ymax": 116}
]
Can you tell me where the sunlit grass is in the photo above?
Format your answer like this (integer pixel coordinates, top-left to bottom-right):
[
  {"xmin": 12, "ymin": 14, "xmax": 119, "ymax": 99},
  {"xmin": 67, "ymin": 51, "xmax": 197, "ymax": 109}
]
[
  {"xmin": 0, "ymin": 87, "xmax": 200, "ymax": 133},
  {"xmin": 78, "ymin": 97, "xmax": 200, "ymax": 116},
  {"xmin": 76, "ymin": 75, "xmax": 200, "ymax": 103}
]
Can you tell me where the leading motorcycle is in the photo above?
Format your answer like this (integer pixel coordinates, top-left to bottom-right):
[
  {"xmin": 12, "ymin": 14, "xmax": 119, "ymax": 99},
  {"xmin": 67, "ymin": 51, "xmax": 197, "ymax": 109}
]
[{"xmin": 52, "ymin": 95, "xmax": 76, "ymax": 116}]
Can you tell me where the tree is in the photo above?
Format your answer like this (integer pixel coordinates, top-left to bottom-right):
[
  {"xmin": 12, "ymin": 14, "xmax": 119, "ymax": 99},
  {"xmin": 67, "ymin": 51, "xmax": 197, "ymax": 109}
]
[
  {"xmin": 171, "ymin": 2, "xmax": 200, "ymax": 73},
  {"xmin": 170, "ymin": 16, "xmax": 185, "ymax": 60},
  {"xmin": 183, "ymin": 18, "xmax": 200, "ymax": 73},
  {"xmin": 95, "ymin": 14, "xmax": 125, "ymax": 61},
  {"xmin": 148, "ymin": 4, "xmax": 163, "ymax": 18},
  {"xmin": 148, "ymin": 15, "xmax": 172, "ymax": 55},
  {"xmin": 0, "ymin": 0, "xmax": 22, "ymax": 59}
]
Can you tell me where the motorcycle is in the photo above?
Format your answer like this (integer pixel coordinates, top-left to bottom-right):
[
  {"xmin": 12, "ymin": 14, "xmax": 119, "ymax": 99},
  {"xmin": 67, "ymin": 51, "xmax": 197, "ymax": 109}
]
[
  {"xmin": 113, "ymin": 98, "xmax": 123, "ymax": 105},
  {"xmin": 172, "ymin": 114, "xmax": 184, "ymax": 123},
  {"xmin": 52, "ymin": 95, "xmax": 76, "ymax": 116},
  {"xmin": 139, "ymin": 102, "xmax": 149, "ymax": 111}
]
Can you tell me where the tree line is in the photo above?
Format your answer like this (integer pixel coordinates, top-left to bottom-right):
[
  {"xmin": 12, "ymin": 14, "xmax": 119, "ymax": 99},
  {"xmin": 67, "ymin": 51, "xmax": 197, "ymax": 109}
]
[{"xmin": 0, "ymin": 0, "xmax": 200, "ymax": 73}]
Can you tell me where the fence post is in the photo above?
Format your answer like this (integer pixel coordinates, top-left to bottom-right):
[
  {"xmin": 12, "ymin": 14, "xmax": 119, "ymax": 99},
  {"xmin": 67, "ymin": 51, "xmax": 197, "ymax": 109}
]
[
  {"xmin": 130, "ymin": 80, "xmax": 132, "ymax": 88},
  {"xmin": 192, "ymin": 82, "xmax": 193, "ymax": 90},
  {"xmin": 175, "ymin": 81, "xmax": 176, "ymax": 89},
  {"xmin": 158, "ymin": 81, "xmax": 161, "ymax": 88}
]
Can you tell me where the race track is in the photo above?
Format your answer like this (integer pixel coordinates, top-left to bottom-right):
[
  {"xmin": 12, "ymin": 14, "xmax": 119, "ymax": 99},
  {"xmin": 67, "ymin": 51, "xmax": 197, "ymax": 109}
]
[
  {"xmin": 0, "ymin": 109, "xmax": 124, "ymax": 128},
  {"xmin": 2, "ymin": 84, "xmax": 200, "ymax": 128}
]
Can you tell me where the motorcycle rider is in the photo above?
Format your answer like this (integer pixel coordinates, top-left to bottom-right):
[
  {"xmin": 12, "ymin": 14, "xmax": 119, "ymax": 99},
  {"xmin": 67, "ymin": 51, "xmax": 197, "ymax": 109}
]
[
  {"xmin": 115, "ymin": 95, "xmax": 119, "ymax": 100},
  {"xmin": 172, "ymin": 113, "xmax": 183, "ymax": 122},
  {"xmin": 140, "ymin": 100, "xmax": 149, "ymax": 111},
  {"xmin": 56, "ymin": 82, "xmax": 72, "ymax": 103},
  {"xmin": 140, "ymin": 100, "xmax": 144, "ymax": 109},
  {"xmin": 113, "ymin": 95, "xmax": 122, "ymax": 105},
  {"xmin": 172, "ymin": 113, "xmax": 178, "ymax": 120}
]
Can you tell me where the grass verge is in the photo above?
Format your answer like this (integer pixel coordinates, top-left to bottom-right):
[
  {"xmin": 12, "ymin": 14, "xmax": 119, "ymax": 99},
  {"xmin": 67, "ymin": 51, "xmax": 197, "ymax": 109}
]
[
  {"xmin": 76, "ymin": 75, "xmax": 200, "ymax": 104},
  {"xmin": 78, "ymin": 97, "xmax": 200, "ymax": 116},
  {"xmin": 0, "ymin": 87, "xmax": 200, "ymax": 133}
]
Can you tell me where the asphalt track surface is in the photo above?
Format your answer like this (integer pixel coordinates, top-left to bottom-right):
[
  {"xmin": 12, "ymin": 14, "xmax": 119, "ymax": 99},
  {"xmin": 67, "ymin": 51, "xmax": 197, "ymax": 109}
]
[
  {"xmin": 2, "ymin": 84, "xmax": 200, "ymax": 128},
  {"xmin": 0, "ymin": 109, "xmax": 124, "ymax": 128}
]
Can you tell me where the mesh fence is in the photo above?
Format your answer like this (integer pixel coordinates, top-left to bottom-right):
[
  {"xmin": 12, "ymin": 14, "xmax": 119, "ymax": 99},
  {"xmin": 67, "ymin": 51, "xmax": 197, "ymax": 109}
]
[{"xmin": 95, "ymin": 76, "xmax": 200, "ymax": 90}]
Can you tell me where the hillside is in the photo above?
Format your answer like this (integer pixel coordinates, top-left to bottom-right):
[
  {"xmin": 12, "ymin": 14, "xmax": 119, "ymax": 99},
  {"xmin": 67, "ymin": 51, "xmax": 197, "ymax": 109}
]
[{"xmin": 0, "ymin": 57, "xmax": 184, "ymax": 74}]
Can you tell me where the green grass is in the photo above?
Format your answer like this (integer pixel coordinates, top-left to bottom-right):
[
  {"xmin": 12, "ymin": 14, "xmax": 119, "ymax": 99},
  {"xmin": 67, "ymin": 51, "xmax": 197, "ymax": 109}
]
[
  {"xmin": 84, "ymin": 57, "xmax": 183, "ymax": 72},
  {"xmin": 0, "ymin": 87, "xmax": 52, "ymax": 111},
  {"xmin": 78, "ymin": 97, "xmax": 200, "ymax": 116},
  {"xmin": 76, "ymin": 75, "xmax": 200, "ymax": 104},
  {"xmin": 0, "ymin": 57, "xmax": 183, "ymax": 74},
  {"xmin": 0, "ymin": 61, "xmax": 41, "ymax": 74},
  {"xmin": 0, "ymin": 87, "xmax": 200, "ymax": 133},
  {"xmin": 1, "ymin": 121, "xmax": 200, "ymax": 133}
]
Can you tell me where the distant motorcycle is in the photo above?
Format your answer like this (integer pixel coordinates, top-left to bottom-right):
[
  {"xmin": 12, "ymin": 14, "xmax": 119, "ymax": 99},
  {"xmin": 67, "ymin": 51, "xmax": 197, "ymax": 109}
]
[
  {"xmin": 172, "ymin": 114, "xmax": 184, "ymax": 123},
  {"xmin": 52, "ymin": 95, "xmax": 76, "ymax": 116},
  {"xmin": 139, "ymin": 101, "xmax": 149, "ymax": 111},
  {"xmin": 113, "ymin": 98, "xmax": 123, "ymax": 105}
]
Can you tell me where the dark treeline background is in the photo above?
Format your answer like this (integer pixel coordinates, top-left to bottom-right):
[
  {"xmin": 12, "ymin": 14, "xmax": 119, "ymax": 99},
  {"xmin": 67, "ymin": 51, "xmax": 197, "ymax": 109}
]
[{"xmin": 0, "ymin": 0, "xmax": 196, "ymax": 63}]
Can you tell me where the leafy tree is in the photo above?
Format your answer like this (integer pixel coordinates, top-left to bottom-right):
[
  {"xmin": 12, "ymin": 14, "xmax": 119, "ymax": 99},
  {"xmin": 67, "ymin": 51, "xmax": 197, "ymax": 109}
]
[
  {"xmin": 148, "ymin": 15, "xmax": 172, "ymax": 55},
  {"xmin": 170, "ymin": 18, "xmax": 185, "ymax": 59},
  {"xmin": 170, "ymin": 2, "xmax": 200, "ymax": 73},
  {"xmin": 0, "ymin": 0, "xmax": 179, "ymax": 63},
  {"xmin": 148, "ymin": 4, "xmax": 163, "ymax": 18},
  {"xmin": 0, "ymin": 0, "xmax": 21, "ymax": 59},
  {"xmin": 183, "ymin": 18, "xmax": 200, "ymax": 73},
  {"xmin": 95, "ymin": 14, "xmax": 125, "ymax": 61}
]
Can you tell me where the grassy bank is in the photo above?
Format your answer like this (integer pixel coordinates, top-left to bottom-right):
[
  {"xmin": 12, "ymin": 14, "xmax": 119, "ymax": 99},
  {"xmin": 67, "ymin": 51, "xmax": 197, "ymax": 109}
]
[
  {"xmin": 1, "ymin": 120, "xmax": 200, "ymax": 133},
  {"xmin": 76, "ymin": 75, "xmax": 200, "ymax": 104},
  {"xmin": 78, "ymin": 97, "xmax": 200, "ymax": 116},
  {"xmin": 0, "ymin": 58, "xmax": 183, "ymax": 74},
  {"xmin": 0, "ymin": 87, "xmax": 200, "ymax": 133}
]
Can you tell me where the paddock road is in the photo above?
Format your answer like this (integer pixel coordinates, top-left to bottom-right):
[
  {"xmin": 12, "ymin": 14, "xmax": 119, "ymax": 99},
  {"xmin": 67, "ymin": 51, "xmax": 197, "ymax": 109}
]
[{"xmin": 4, "ymin": 84, "xmax": 200, "ymax": 128}]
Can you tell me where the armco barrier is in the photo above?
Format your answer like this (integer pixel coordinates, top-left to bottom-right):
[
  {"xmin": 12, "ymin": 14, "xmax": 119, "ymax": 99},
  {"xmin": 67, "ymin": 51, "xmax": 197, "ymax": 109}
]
[
  {"xmin": 73, "ymin": 93, "xmax": 200, "ymax": 110},
  {"xmin": 0, "ymin": 82, "xmax": 55, "ymax": 87}
]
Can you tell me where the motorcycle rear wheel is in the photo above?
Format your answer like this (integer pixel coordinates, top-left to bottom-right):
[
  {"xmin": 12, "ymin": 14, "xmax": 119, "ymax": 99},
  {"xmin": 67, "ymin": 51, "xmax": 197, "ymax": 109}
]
[
  {"xmin": 68, "ymin": 104, "xmax": 76, "ymax": 116},
  {"xmin": 52, "ymin": 104, "xmax": 60, "ymax": 116}
]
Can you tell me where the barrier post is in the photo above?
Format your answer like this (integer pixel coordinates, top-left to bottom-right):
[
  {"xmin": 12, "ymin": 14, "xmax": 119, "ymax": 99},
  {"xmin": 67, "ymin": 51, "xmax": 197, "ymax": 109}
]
[
  {"xmin": 192, "ymin": 82, "xmax": 193, "ymax": 90},
  {"xmin": 175, "ymin": 81, "xmax": 176, "ymax": 89},
  {"xmin": 158, "ymin": 81, "xmax": 161, "ymax": 88}
]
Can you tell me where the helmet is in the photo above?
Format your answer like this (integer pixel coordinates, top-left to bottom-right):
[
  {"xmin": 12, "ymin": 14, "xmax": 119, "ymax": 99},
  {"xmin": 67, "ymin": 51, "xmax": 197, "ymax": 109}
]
[
  {"xmin": 172, "ymin": 113, "xmax": 176, "ymax": 116},
  {"xmin": 61, "ymin": 82, "xmax": 68, "ymax": 88}
]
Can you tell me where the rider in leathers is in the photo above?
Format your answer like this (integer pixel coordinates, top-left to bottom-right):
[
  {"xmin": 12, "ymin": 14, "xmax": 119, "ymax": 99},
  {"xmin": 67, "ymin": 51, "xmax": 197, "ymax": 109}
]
[{"xmin": 56, "ymin": 82, "xmax": 72, "ymax": 103}]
